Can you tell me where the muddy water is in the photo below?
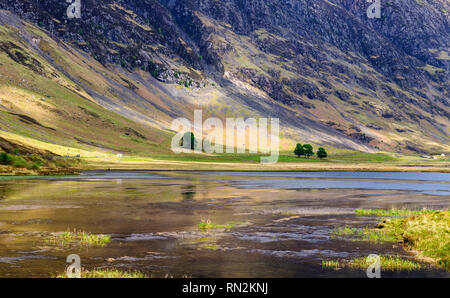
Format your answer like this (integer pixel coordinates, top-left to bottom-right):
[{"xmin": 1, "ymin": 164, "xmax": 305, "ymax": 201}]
[{"xmin": 0, "ymin": 171, "xmax": 448, "ymax": 278}]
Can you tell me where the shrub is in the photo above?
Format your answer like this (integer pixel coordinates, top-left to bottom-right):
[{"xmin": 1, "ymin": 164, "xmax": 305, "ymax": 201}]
[
  {"xmin": 0, "ymin": 152, "xmax": 13, "ymax": 165},
  {"xmin": 12, "ymin": 156, "xmax": 28, "ymax": 168},
  {"xmin": 31, "ymin": 162, "xmax": 42, "ymax": 170}
]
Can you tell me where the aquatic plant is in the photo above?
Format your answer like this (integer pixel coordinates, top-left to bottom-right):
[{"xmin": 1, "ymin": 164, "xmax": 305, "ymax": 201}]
[
  {"xmin": 331, "ymin": 226, "xmax": 398, "ymax": 243},
  {"xmin": 333, "ymin": 210, "xmax": 449, "ymax": 270},
  {"xmin": 56, "ymin": 268, "xmax": 148, "ymax": 278},
  {"xmin": 198, "ymin": 219, "xmax": 234, "ymax": 230},
  {"xmin": 200, "ymin": 243, "xmax": 221, "ymax": 250},
  {"xmin": 355, "ymin": 208, "xmax": 437, "ymax": 216},
  {"xmin": 376, "ymin": 211, "xmax": 449, "ymax": 270},
  {"xmin": 322, "ymin": 256, "xmax": 422, "ymax": 271},
  {"xmin": 49, "ymin": 230, "xmax": 111, "ymax": 247}
]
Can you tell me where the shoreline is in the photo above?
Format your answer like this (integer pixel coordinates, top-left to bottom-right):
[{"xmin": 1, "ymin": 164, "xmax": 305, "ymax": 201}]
[
  {"xmin": 79, "ymin": 160, "xmax": 450, "ymax": 173},
  {"xmin": 1, "ymin": 161, "xmax": 449, "ymax": 176}
]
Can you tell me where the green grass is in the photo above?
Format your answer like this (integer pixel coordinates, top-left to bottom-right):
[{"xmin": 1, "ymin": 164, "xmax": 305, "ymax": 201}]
[
  {"xmin": 56, "ymin": 269, "xmax": 148, "ymax": 278},
  {"xmin": 331, "ymin": 226, "xmax": 398, "ymax": 243},
  {"xmin": 376, "ymin": 211, "xmax": 450, "ymax": 270},
  {"xmin": 140, "ymin": 150, "xmax": 449, "ymax": 168},
  {"xmin": 0, "ymin": 152, "xmax": 38, "ymax": 169},
  {"xmin": 322, "ymin": 256, "xmax": 422, "ymax": 271},
  {"xmin": 200, "ymin": 243, "xmax": 221, "ymax": 250},
  {"xmin": 0, "ymin": 152, "xmax": 82, "ymax": 175},
  {"xmin": 198, "ymin": 219, "xmax": 234, "ymax": 230},
  {"xmin": 334, "ymin": 210, "xmax": 449, "ymax": 270},
  {"xmin": 49, "ymin": 230, "xmax": 111, "ymax": 247},
  {"xmin": 355, "ymin": 208, "xmax": 437, "ymax": 216},
  {"xmin": 150, "ymin": 152, "xmax": 401, "ymax": 164},
  {"xmin": 321, "ymin": 260, "xmax": 340, "ymax": 270},
  {"xmin": 329, "ymin": 152, "xmax": 398, "ymax": 163},
  {"xmin": 0, "ymin": 175, "xmax": 44, "ymax": 180}
]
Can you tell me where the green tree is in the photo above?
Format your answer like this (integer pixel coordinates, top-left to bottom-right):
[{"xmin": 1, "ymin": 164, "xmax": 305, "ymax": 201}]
[
  {"xmin": 0, "ymin": 152, "xmax": 12, "ymax": 165},
  {"xmin": 180, "ymin": 132, "xmax": 197, "ymax": 150},
  {"xmin": 317, "ymin": 147, "xmax": 328, "ymax": 159},
  {"xmin": 303, "ymin": 144, "xmax": 314, "ymax": 158},
  {"xmin": 294, "ymin": 143, "xmax": 305, "ymax": 158}
]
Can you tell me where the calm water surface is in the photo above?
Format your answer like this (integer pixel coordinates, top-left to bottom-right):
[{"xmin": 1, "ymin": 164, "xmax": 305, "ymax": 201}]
[{"xmin": 0, "ymin": 171, "xmax": 448, "ymax": 278}]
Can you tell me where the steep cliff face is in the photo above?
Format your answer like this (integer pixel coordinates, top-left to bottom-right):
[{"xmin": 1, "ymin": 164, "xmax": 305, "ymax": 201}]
[{"xmin": 0, "ymin": 0, "xmax": 448, "ymax": 154}]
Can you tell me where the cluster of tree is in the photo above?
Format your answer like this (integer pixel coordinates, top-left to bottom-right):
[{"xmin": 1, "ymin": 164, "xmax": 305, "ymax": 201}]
[{"xmin": 294, "ymin": 144, "xmax": 328, "ymax": 159}]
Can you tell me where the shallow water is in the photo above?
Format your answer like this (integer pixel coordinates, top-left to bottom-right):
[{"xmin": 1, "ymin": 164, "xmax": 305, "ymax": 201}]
[{"xmin": 0, "ymin": 171, "xmax": 448, "ymax": 278}]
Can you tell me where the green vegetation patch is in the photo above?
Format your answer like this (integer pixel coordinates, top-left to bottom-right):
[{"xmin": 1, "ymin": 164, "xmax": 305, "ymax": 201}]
[
  {"xmin": 200, "ymin": 243, "xmax": 221, "ymax": 250},
  {"xmin": 322, "ymin": 256, "xmax": 422, "ymax": 271},
  {"xmin": 355, "ymin": 209, "xmax": 437, "ymax": 216},
  {"xmin": 1, "ymin": 152, "xmax": 37, "ymax": 169},
  {"xmin": 330, "ymin": 152, "xmax": 397, "ymax": 163},
  {"xmin": 376, "ymin": 211, "xmax": 450, "ymax": 270},
  {"xmin": 49, "ymin": 230, "xmax": 111, "ymax": 247},
  {"xmin": 56, "ymin": 269, "xmax": 148, "ymax": 278},
  {"xmin": 331, "ymin": 226, "xmax": 398, "ymax": 243},
  {"xmin": 198, "ymin": 219, "xmax": 234, "ymax": 230},
  {"xmin": 0, "ymin": 152, "xmax": 81, "ymax": 175}
]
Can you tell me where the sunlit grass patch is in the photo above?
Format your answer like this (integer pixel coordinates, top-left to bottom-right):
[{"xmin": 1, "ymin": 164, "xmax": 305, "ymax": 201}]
[
  {"xmin": 56, "ymin": 269, "xmax": 148, "ymax": 278},
  {"xmin": 376, "ymin": 211, "xmax": 449, "ymax": 270},
  {"xmin": 321, "ymin": 260, "xmax": 340, "ymax": 270},
  {"xmin": 49, "ymin": 230, "xmax": 111, "ymax": 247},
  {"xmin": 198, "ymin": 219, "xmax": 234, "ymax": 230},
  {"xmin": 346, "ymin": 256, "xmax": 422, "ymax": 271},
  {"xmin": 330, "ymin": 211, "xmax": 449, "ymax": 270},
  {"xmin": 322, "ymin": 256, "xmax": 422, "ymax": 271},
  {"xmin": 196, "ymin": 237, "xmax": 217, "ymax": 243},
  {"xmin": 200, "ymin": 243, "xmax": 221, "ymax": 250},
  {"xmin": 184, "ymin": 236, "xmax": 222, "ymax": 250},
  {"xmin": 331, "ymin": 226, "xmax": 397, "ymax": 243},
  {"xmin": 355, "ymin": 209, "xmax": 436, "ymax": 216}
]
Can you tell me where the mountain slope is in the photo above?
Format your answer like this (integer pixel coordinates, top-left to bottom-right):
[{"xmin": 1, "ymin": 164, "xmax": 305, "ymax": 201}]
[{"xmin": 0, "ymin": 0, "xmax": 448, "ymax": 156}]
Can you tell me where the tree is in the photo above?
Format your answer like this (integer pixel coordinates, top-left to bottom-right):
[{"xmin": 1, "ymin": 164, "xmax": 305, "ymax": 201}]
[
  {"xmin": 180, "ymin": 132, "xmax": 197, "ymax": 150},
  {"xmin": 0, "ymin": 152, "xmax": 12, "ymax": 165},
  {"xmin": 317, "ymin": 147, "xmax": 328, "ymax": 159},
  {"xmin": 294, "ymin": 143, "xmax": 305, "ymax": 158},
  {"xmin": 303, "ymin": 144, "xmax": 314, "ymax": 158}
]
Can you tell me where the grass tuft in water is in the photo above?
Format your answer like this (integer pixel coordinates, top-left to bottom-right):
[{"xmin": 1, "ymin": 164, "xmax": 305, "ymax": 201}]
[
  {"xmin": 321, "ymin": 260, "xmax": 340, "ymax": 270},
  {"xmin": 200, "ymin": 243, "xmax": 221, "ymax": 250},
  {"xmin": 322, "ymin": 256, "xmax": 422, "ymax": 271},
  {"xmin": 198, "ymin": 219, "xmax": 234, "ymax": 230},
  {"xmin": 376, "ymin": 211, "xmax": 449, "ymax": 270},
  {"xmin": 331, "ymin": 227, "xmax": 398, "ymax": 243},
  {"xmin": 50, "ymin": 230, "xmax": 111, "ymax": 247},
  {"xmin": 355, "ymin": 208, "xmax": 436, "ymax": 216},
  {"xmin": 56, "ymin": 269, "xmax": 148, "ymax": 278}
]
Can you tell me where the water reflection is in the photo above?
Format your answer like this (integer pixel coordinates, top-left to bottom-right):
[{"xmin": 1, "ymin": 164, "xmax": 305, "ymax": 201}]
[{"xmin": 0, "ymin": 171, "xmax": 448, "ymax": 278}]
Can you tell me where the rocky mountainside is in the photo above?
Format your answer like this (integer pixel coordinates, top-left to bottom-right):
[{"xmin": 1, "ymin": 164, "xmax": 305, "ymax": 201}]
[{"xmin": 0, "ymin": 0, "xmax": 448, "ymax": 155}]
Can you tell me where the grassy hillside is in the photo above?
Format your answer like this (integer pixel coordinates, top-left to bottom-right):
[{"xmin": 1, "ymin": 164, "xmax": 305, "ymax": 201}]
[
  {"xmin": 0, "ymin": 3, "xmax": 448, "ymax": 173},
  {"xmin": 0, "ymin": 18, "xmax": 175, "ymax": 160}
]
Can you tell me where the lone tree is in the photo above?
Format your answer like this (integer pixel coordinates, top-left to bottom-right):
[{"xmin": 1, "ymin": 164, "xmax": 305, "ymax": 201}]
[
  {"xmin": 294, "ymin": 143, "xmax": 305, "ymax": 158},
  {"xmin": 317, "ymin": 147, "xmax": 328, "ymax": 159},
  {"xmin": 0, "ymin": 152, "xmax": 12, "ymax": 165},
  {"xmin": 180, "ymin": 132, "xmax": 197, "ymax": 150},
  {"xmin": 303, "ymin": 144, "xmax": 314, "ymax": 158}
]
